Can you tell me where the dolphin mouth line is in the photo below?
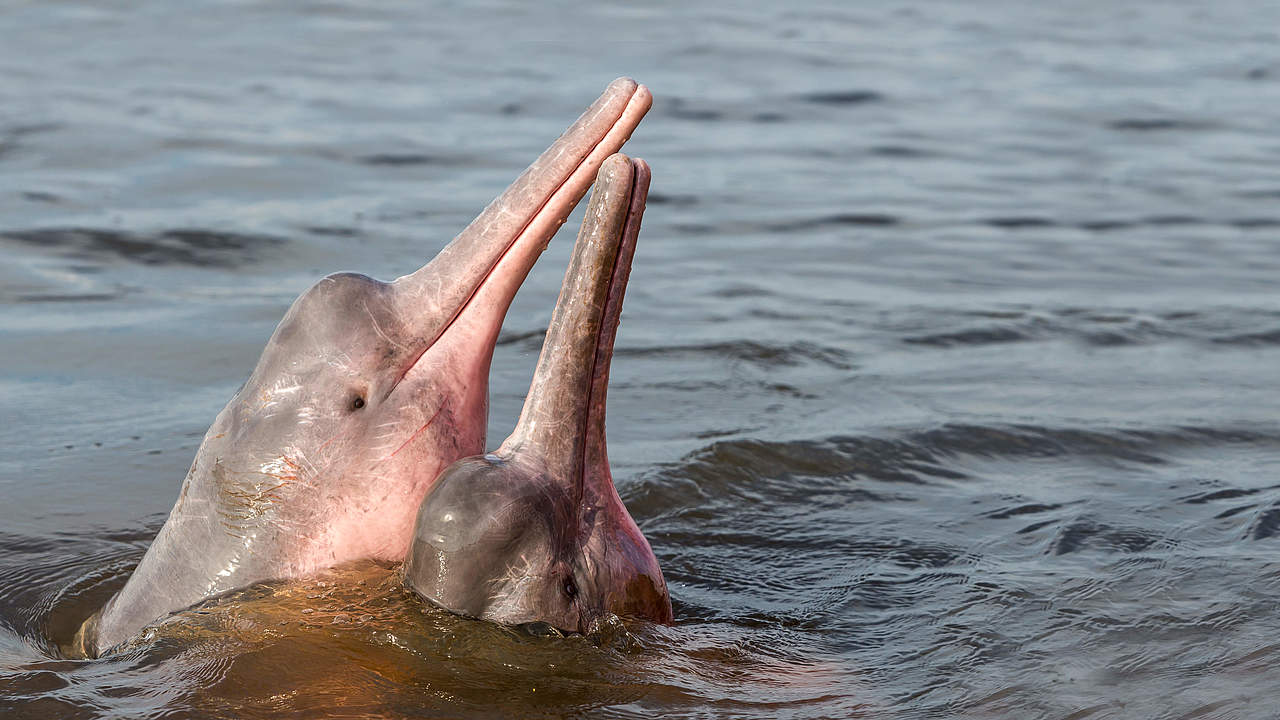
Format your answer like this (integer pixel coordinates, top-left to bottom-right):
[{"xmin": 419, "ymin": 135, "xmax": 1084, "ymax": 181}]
[
  {"xmin": 573, "ymin": 158, "xmax": 649, "ymax": 504},
  {"xmin": 384, "ymin": 84, "xmax": 650, "ymax": 401}
]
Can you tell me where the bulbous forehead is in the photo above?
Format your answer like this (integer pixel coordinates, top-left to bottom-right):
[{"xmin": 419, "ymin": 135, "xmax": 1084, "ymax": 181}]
[
  {"xmin": 410, "ymin": 457, "xmax": 574, "ymax": 557},
  {"xmin": 404, "ymin": 459, "xmax": 571, "ymax": 612},
  {"xmin": 263, "ymin": 272, "xmax": 416, "ymax": 370},
  {"xmin": 228, "ymin": 273, "xmax": 419, "ymax": 410}
]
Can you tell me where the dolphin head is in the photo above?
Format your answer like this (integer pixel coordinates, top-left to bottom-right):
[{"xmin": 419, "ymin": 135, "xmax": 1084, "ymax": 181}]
[
  {"xmin": 81, "ymin": 79, "xmax": 652, "ymax": 657},
  {"xmin": 405, "ymin": 154, "xmax": 673, "ymax": 634}
]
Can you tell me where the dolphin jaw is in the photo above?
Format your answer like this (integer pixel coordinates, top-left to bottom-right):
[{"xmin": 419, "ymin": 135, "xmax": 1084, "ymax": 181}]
[{"xmin": 384, "ymin": 81, "xmax": 652, "ymax": 403}]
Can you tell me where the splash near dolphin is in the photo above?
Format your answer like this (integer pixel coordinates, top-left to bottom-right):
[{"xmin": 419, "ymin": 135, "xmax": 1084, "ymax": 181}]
[
  {"xmin": 76, "ymin": 79, "xmax": 652, "ymax": 658},
  {"xmin": 404, "ymin": 153, "xmax": 673, "ymax": 633}
]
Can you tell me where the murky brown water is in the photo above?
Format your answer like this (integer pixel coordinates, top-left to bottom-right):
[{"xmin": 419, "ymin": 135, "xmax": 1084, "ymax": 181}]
[{"xmin": 3, "ymin": 1, "xmax": 1280, "ymax": 718}]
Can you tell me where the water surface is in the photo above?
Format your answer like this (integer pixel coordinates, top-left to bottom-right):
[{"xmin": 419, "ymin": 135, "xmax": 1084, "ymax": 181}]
[{"xmin": 3, "ymin": 1, "xmax": 1280, "ymax": 717}]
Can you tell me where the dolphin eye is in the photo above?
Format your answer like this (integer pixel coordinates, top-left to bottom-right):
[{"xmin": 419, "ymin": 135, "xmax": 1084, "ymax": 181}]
[
  {"xmin": 350, "ymin": 395, "xmax": 366, "ymax": 411},
  {"xmin": 562, "ymin": 578, "xmax": 578, "ymax": 599}
]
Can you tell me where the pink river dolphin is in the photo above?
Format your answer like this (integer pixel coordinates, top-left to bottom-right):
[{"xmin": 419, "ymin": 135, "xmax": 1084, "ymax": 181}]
[
  {"xmin": 405, "ymin": 154, "xmax": 672, "ymax": 634},
  {"xmin": 77, "ymin": 78, "xmax": 652, "ymax": 657}
]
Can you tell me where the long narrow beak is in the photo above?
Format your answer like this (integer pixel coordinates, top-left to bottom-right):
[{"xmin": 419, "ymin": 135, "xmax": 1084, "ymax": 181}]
[
  {"xmin": 583, "ymin": 158, "xmax": 648, "ymax": 477},
  {"xmin": 392, "ymin": 78, "xmax": 652, "ymax": 375},
  {"xmin": 502, "ymin": 153, "xmax": 650, "ymax": 487}
]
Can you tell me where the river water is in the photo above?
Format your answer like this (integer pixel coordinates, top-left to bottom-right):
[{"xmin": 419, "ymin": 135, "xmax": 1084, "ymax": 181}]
[{"xmin": 2, "ymin": 2, "xmax": 1280, "ymax": 718}]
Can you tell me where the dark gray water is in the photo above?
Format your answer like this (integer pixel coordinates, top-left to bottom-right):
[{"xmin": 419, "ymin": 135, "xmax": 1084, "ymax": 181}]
[{"xmin": 3, "ymin": 1, "xmax": 1280, "ymax": 717}]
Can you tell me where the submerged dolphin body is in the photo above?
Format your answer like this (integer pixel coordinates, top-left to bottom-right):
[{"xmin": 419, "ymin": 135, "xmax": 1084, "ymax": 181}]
[
  {"xmin": 404, "ymin": 154, "xmax": 672, "ymax": 633},
  {"xmin": 77, "ymin": 79, "xmax": 652, "ymax": 657}
]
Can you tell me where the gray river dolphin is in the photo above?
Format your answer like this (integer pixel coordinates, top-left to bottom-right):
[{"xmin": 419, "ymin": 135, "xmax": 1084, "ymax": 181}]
[
  {"xmin": 77, "ymin": 79, "xmax": 652, "ymax": 657},
  {"xmin": 404, "ymin": 153, "xmax": 673, "ymax": 633}
]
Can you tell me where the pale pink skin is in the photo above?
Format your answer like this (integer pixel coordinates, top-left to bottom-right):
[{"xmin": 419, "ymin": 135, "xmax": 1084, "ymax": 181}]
[
  {"xmin": 405, "ymin": 155, "xmax": 673, "ymax": 634},
  {"xmin": 78, "ymin": 79, "xmax": 652, "ymax": 657}
]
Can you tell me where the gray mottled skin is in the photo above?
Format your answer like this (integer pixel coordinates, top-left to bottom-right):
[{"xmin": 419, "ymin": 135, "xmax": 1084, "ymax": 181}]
[
  {"xmin": 405, "ymin": 154, "xmax": 673, "ymax": 633},
  {"xmin": 76, "ymin": 79, "xmax": 652, "ymax": 657}
]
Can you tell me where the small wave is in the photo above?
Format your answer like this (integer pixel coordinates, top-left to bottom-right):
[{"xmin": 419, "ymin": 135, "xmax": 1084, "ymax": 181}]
[
  {"xmin": 1231, "ymin": 217, "xmax": 1280, "ymax": 228},
  {"xmin": 629, "ymin": 433, "xmax": 967, "ymax": 518},
  {"xmin": 1177, "ymin": 483, "xmax": 1269, "ymax": 506},
  {"xmin": 660, "ymin": 90, "xmax": 882, "ymax": 128},
  {"xmin": 868, "ymin": 145, "xmax": 936, "ymax": 159},
  {"xmin": 1078, "ymin": 219, "xmax": 1134, "ymax": 232},
  {"xmin": 1046, "ymin": 516, "xmax": 1161, "ymax": 555},
  {"xmin": 984, "ymin": 216, "xmax": 1057, "ymax": 229},
  {"xmin": 766, "ymin": 213, "xmax": 899, "ymax": 232},
  {"xmin": 0, "ymin": 122, "xmax": 62, "ymax": 160},
  {"xmin": 1106, "ymin": 118, "xmax": 1215, "ymax": 132},
  {"xmin": 979, "ymin": 214, "xmax": 1280, "ymax": 232},
  {"xmin": 671, "ymin": 212, "xmax": 901, "ymax": 236},
  {"xmin": 617, "ymin": 340, "xmax": 855, "ymax": 370},
  {"xmin": 645, "ymin": 192, "xmax": 698, "ymax": 207},
  {"xmin": 664, "ymin": 99, "xmax": 725, "ymax": 122},
  {"xmin": 796, "ymin": 90, "xmax": 884, "ymax": 106},
  {"xmin": 1186, "ymin": 481, "xmax": 1280, "ymax": 539},
  {"xmin": 903, "ymin": 326, "xmax": 1033, "ymax": 348},
  {"xmin": 1142, "ymin": 215, "xmax": 1205, "ymax": 226},
  {"xmin": 3, "ymin": 122, "xmax": 63, "ymax": 137},
  {"xmin": 712, "ymin": 283, "xmax": 772, "ymax": 299},
  {"xmin": 982, "ymin": 502, "xmax": 1068, "ymax": 520},
  {"xmin": 0, "ymin": 228, "xmax": 286, "ymax": 269},
  {"xmin": 895, "ymin": 307, "xmax": 1280, "ymax": 349},
  {"xmin": 633, "ymin": 424, "xmax": 1280, "ymax": 512},
  {"xmin": 1247, "ymin": 505, "xmax": 1280, "ymax": 540},
  {"xmin": 914, "ymin": 424, "xmax": 1280, "ymax": 464},
  {"xmin": 9, "ymin": 292, "xmax": 124, "ymax": 302},
  {"xmin": 0, "ymin": 541, "xmax": 136, "ymax": 656},
  {"xmin": 357, "ymin": 153, "xmax": 441, "ymax": 167},
  {"xmin": 301, "ymin": 226, "xmax": 360, "ymax": 237},
  {"xmin": 1213, "ymin": 329, "xmax": 1280, "ymax": 346}
]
